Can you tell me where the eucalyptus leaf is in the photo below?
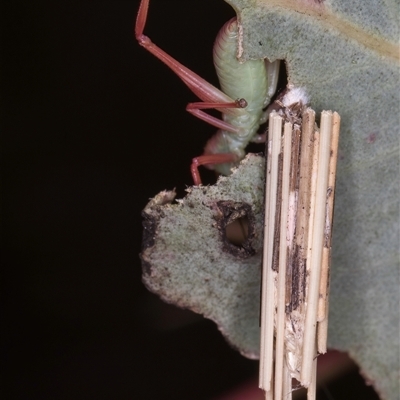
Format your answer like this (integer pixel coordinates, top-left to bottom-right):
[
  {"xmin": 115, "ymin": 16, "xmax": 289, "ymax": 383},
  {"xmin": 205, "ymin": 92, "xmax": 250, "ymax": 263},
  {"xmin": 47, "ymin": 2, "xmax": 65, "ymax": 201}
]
[{"xmin": 141, "ymin": 1, "xmax": 399, "ymax": 398}]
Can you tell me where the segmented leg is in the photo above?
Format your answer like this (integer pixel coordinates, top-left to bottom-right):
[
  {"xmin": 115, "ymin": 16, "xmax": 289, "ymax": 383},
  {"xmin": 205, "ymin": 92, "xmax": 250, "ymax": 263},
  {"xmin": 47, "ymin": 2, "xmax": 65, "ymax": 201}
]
[
  {"xmin": 136, "ymin": 0, "xmax": 249, "ymax": 184},
  {"xmin": 191, "ymin": 153, "xmax": 238, "ymax": 186},
  {"xmin": 258, "ymin": 60, "xmax": 281, "ymax": 125},
  {"xmin": 186, "ymin": 99, "xmax": 247, "ymax": 133},
  {"xmin": 135, "ymin": 0, "xmax": 246, "ymax": 124},
  {"xmin": 248, "ymin": 60, "xmax": 281, "ymax": 144},
  {"xmin": 266, "ymin": 59, "xmax": 281, "ymax": 101}
]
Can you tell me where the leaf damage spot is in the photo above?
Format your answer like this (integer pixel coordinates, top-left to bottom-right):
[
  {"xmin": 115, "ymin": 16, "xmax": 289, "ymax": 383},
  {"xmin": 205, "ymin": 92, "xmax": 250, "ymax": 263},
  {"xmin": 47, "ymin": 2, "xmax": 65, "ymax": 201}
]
[{"xmin": 215, "ymin": 201, "xmax": 257, "ymax": 258}]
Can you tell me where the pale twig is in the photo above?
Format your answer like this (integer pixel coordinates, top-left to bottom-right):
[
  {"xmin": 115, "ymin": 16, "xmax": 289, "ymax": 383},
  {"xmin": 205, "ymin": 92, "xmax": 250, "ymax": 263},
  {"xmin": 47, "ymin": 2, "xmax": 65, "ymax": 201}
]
[
  {"xmin": 259, "ymin": 112, "xmax": 282, "ymax": 393},
  {"xmin": 259, "ymin": 108, "xmax": 340, "ymax": 400},
  {"xmin": 301, "ymin": 111, "xmax": 333, "ymax": 386},
  {"xmin": 317, "ymin": 112, "xmax": 341, "ymax": 353},
  {"xmin": 307, "ymin": 345, "xmax": 318, "ymax": 400},
  {"xmin": 274, "ymin": 122, "xmax": 293, "ymax": 399}
]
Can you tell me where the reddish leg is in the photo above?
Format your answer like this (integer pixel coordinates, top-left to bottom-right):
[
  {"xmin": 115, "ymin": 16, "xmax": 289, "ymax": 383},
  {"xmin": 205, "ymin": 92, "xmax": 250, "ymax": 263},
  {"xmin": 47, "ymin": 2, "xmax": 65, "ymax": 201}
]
[
  {"xmin": 135, "ymin": 0, "xmax": 246, "ymax": 122},
  {"xmin": 136, "ymin": 0, "xmax": 247, "ymax": 185},
  {"xmin": 191, "ymin": 153, "xmax": 238, "ymax": 186},
  {"xmin": 187, "ymin": 108, "xmax": 239, "ymax": 133},
  {"xmin": 186, "ymin": 99, "xmax": 247, "ymax": 133}
]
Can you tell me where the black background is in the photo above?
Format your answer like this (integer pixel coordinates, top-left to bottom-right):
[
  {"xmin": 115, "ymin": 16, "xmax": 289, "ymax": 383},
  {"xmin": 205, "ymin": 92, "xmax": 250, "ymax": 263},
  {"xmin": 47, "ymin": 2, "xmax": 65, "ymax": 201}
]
[{"xmin": 2, "ymin": 1, "xmax": 380, "ymax": 399}]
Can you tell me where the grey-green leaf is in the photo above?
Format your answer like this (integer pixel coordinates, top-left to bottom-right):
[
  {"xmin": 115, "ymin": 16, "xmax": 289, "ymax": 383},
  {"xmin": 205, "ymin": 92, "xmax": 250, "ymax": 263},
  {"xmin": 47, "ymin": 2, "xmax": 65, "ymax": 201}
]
[
  {"xmin": 141, "ymin": 1, "xmax": 399, "ymax": 398},
  {"xmin": 225, "ymin": 2, "xmax": 399, "ymax": 398},
  {"xmin": 141, "ymin": 155, "xmax": 265, "ymax": 359}
]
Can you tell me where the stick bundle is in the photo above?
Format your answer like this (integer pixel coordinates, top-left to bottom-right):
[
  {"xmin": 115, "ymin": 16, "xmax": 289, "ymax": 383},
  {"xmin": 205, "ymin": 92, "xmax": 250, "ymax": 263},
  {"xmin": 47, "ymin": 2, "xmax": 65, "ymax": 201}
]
[{"xmin": 259, "ymin": 107, "xmax": 340, "ymax": 400}]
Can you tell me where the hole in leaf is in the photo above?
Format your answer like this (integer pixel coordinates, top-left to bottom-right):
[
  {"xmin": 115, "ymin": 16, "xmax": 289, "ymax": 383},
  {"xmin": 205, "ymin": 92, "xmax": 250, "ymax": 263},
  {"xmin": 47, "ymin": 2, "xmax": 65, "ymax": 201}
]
[{"xmin": 225, "ymin": 215, "xmax": 249, "ymax": 247}]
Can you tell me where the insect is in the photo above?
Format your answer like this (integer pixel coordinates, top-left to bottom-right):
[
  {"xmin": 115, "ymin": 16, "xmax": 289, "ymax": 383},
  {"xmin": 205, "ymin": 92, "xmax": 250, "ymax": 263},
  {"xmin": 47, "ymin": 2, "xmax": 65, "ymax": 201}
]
[{"xmin": 135, "ymin": 0, "xmax": 280, "ymax": 185}]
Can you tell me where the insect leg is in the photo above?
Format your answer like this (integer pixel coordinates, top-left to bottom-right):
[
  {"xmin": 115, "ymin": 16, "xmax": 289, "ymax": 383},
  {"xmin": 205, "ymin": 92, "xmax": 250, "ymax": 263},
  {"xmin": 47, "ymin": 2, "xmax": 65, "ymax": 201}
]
[
  {"xmin": 266, "ymin": 60, "xmax": 281, "ymax": 101},
  {"xmin": 191, "ymin": 153, "xmax": 238, "ymax": 186},
  {"xmin": 135, "ymin": 0, "xmax": 242, "ymax": 113},
  {"xmin": 187, "ymin": 108, "xmax": 240, "ymax": 133},
  {"xmin": 186, "ymin": 99, "xmax": 247, "ymax": 133},
  {"xmin": 258, "ymin": 60, "xmax": 282, "ymax": 125}
]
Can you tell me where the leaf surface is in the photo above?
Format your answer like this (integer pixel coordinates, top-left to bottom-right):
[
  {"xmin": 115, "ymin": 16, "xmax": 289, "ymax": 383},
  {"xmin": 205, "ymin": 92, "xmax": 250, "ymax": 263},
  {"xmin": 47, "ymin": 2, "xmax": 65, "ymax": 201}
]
[
  {"xmin": 227, "ymin": 1, "xmax": 399, "ymax": 398},
  {"xmin": 141, "ymin": 1, "xmax": 399, "ymax": 398}
]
